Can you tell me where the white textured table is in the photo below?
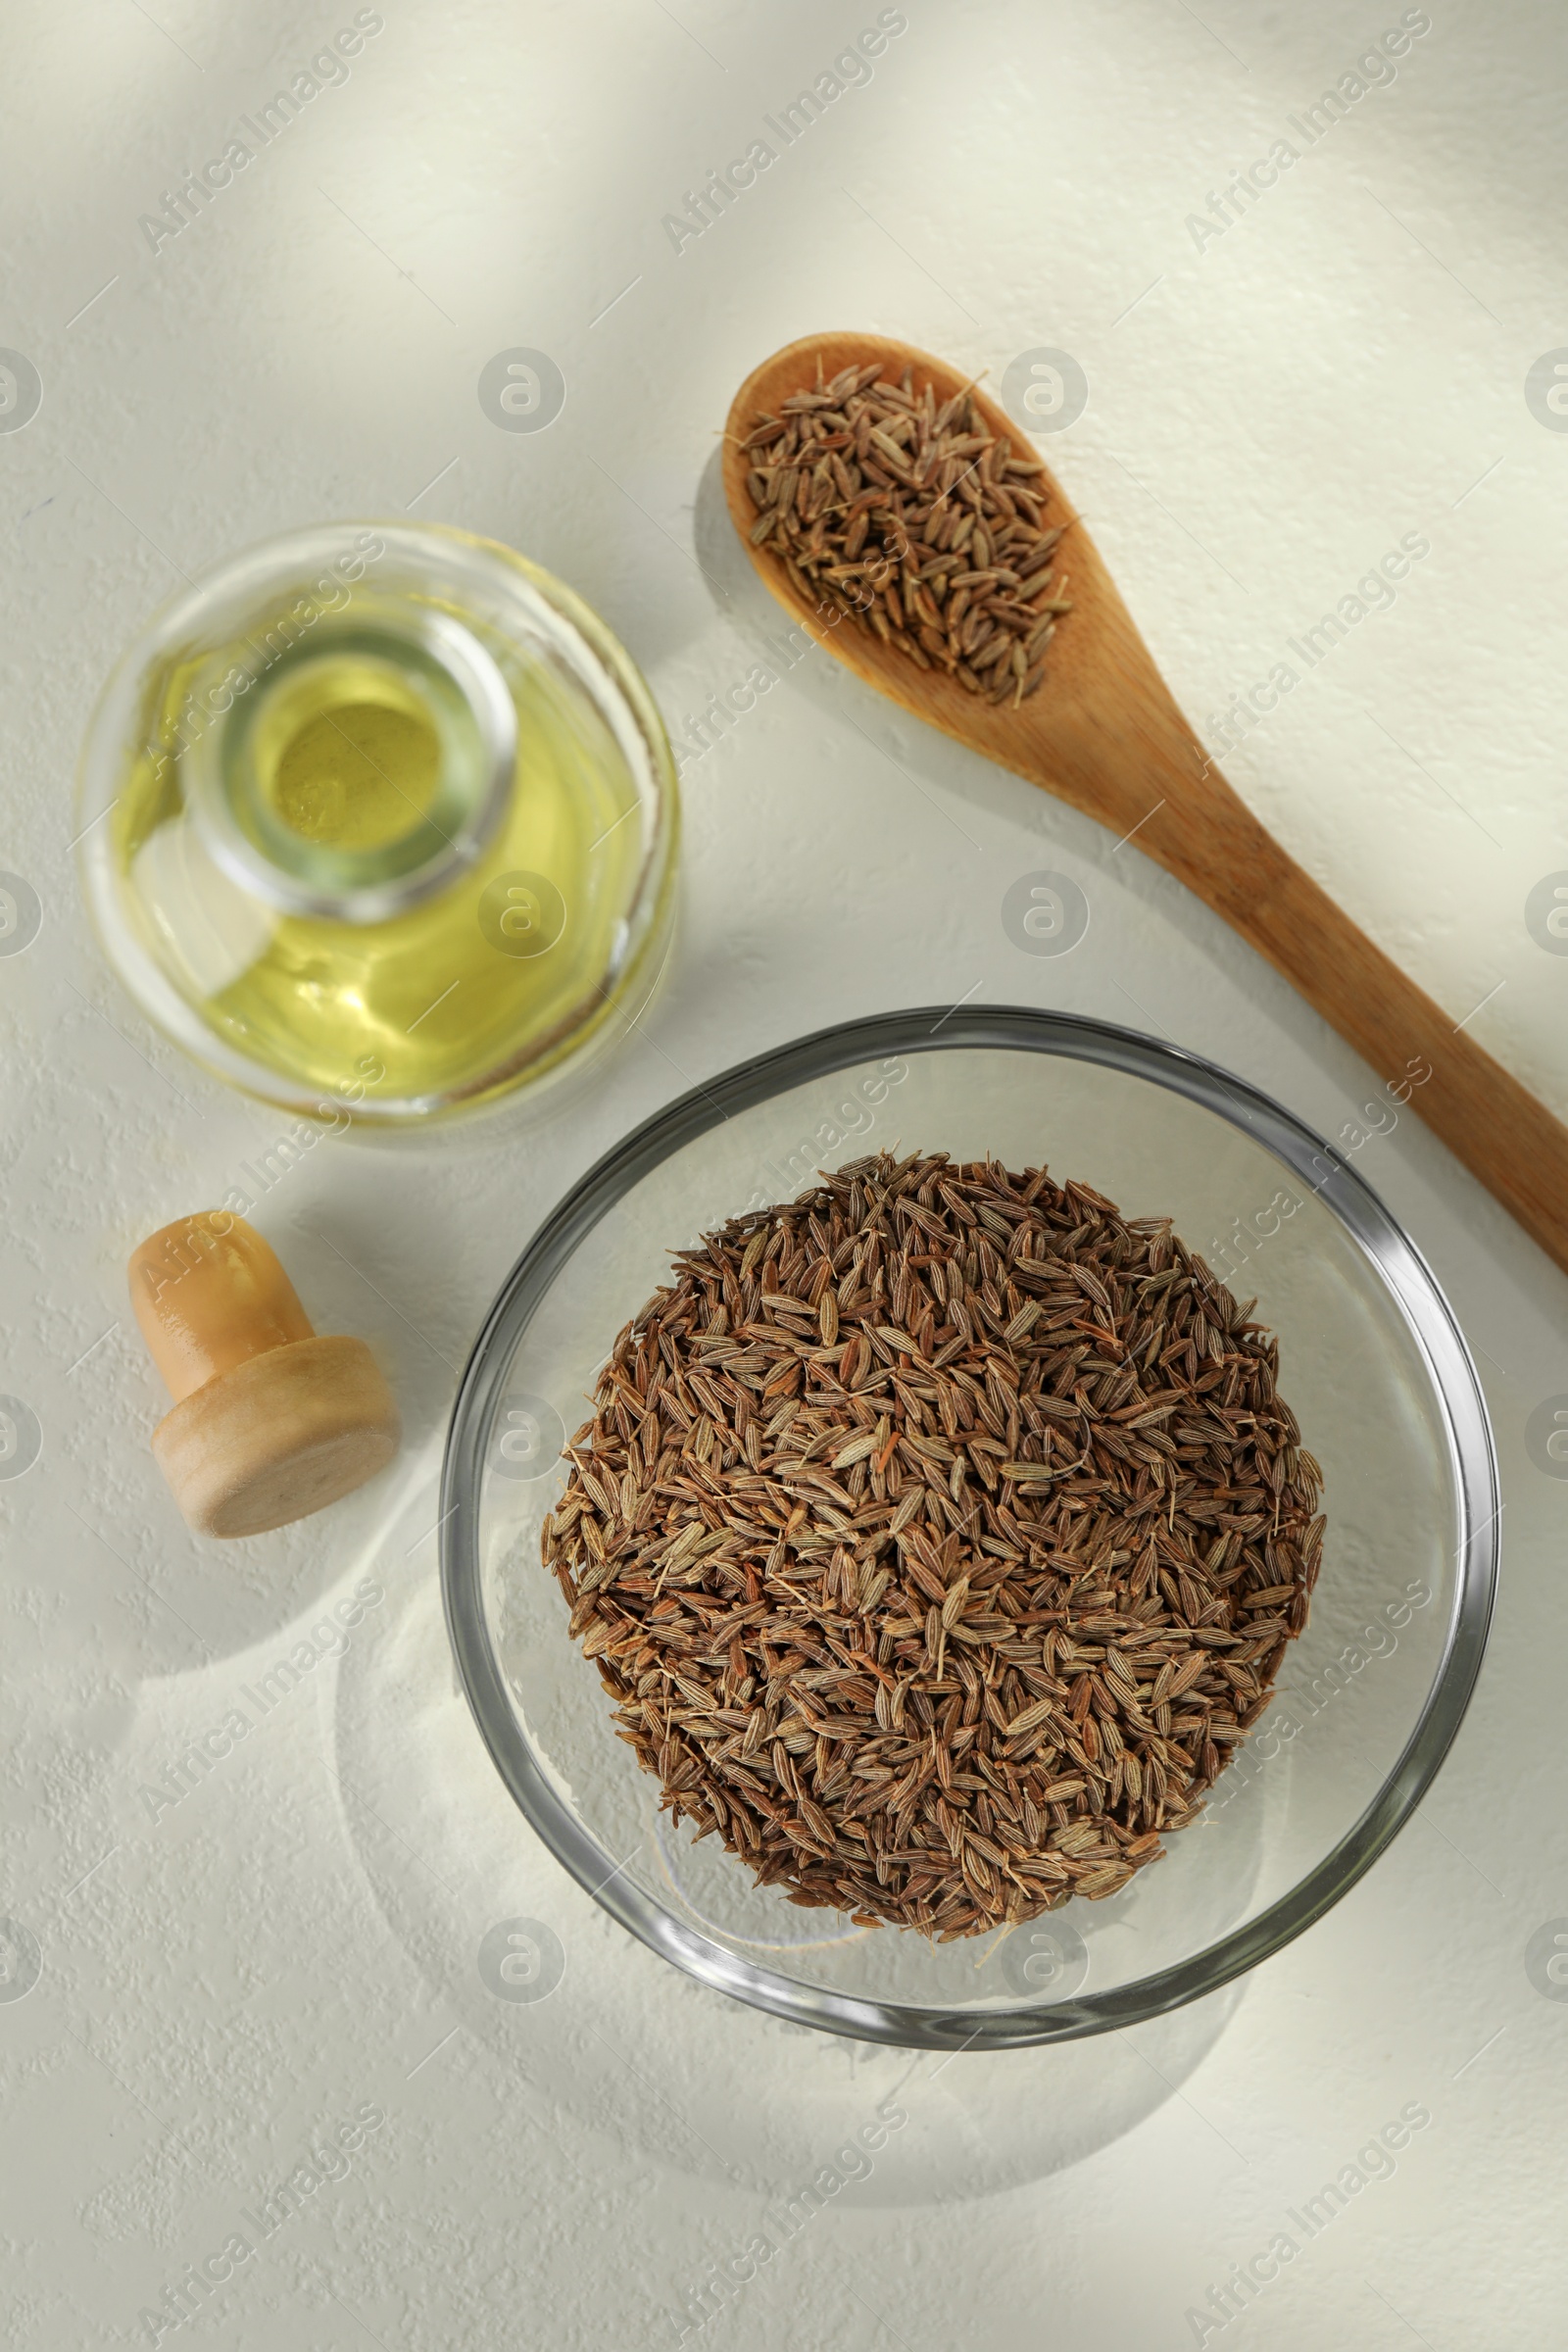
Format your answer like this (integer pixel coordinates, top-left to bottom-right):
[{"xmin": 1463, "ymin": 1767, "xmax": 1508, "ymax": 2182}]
[{"xmin": 4, "ymin": 3, "xmax": 1566, "ymax": 2344}]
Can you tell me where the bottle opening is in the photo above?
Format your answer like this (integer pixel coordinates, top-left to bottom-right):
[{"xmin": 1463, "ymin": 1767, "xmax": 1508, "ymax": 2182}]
[{"xmin": 187, "ymin": 606, "xmax": 516, "ymax": 922}]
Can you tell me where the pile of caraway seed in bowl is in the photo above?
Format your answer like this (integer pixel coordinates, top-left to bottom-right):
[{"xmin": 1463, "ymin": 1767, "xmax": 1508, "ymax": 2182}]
[{"xmin": 542, "ymin": 1148, "xmax": 1323, "ymax": 1940}]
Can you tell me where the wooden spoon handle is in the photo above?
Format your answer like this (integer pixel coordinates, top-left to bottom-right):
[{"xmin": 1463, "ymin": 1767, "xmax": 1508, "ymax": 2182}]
[
  {"xmin": 1212, "ymin": 814, "xmax": 1565, "ymax": 1256},
  {"xmin": 1060, "ymin": 706, "xmax": 1568, "ymax": 1272}
]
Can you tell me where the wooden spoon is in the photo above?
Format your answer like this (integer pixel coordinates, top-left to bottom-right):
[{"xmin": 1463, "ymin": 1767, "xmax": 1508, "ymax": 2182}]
[{"xmin": 724, "ymin": 330, "xmax": 1568, "ymax": 1277}]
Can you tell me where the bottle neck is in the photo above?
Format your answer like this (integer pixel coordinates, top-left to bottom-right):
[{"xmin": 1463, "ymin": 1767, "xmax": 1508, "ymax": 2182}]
[{"xmin": 186, "ymin": 604, "xmax": 515, "ymax": 924}]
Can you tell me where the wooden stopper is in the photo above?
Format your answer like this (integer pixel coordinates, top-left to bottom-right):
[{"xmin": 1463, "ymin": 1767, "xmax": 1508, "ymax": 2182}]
[{"xmin": 129, "ymin": 1212, "xmax": 401, "ymax": 1539}]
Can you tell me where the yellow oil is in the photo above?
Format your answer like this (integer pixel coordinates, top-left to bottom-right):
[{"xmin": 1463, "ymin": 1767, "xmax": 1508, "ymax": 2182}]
[
  {"xmin": 270, "ymin": 698, "xmax": 442, "ymax": 850},
  {"xmin": 114, "ymin": 609, "xmax": 651, "ymax": 1111}
]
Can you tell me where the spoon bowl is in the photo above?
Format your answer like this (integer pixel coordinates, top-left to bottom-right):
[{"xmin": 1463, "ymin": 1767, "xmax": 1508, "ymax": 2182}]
[{"xmin": 723, "ymin": 330, "xmax": 1199, "ymax": 846}]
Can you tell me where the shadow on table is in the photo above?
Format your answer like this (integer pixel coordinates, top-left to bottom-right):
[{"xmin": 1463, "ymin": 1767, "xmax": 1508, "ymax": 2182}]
[{"xmin": 328, "ymin": 1555, "xmax": 1250, "ymax": 2208}]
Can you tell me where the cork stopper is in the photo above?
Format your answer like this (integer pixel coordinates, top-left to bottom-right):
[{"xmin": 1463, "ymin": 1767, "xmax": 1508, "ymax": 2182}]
[{"xmin": 129, "ymin": 1212, "xmax": 401, "ymax": 1539}]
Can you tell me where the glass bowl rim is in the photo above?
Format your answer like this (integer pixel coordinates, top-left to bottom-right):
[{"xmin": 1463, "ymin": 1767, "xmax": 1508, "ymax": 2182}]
[{"xmin": 440, "ymin": 1004, "xmax": 1498, "ymax": 2049}]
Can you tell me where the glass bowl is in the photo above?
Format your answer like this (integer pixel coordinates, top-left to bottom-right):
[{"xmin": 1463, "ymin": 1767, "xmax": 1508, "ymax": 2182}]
[{"xmin": 440, "ymin": 1007, "xmax": 1497, "ymax": 2049}]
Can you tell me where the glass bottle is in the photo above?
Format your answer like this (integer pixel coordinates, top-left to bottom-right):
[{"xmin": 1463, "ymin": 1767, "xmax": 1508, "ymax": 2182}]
[{"xmin": 76, "ymin": 521, "xmax": 679, "ymax": 1122}]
